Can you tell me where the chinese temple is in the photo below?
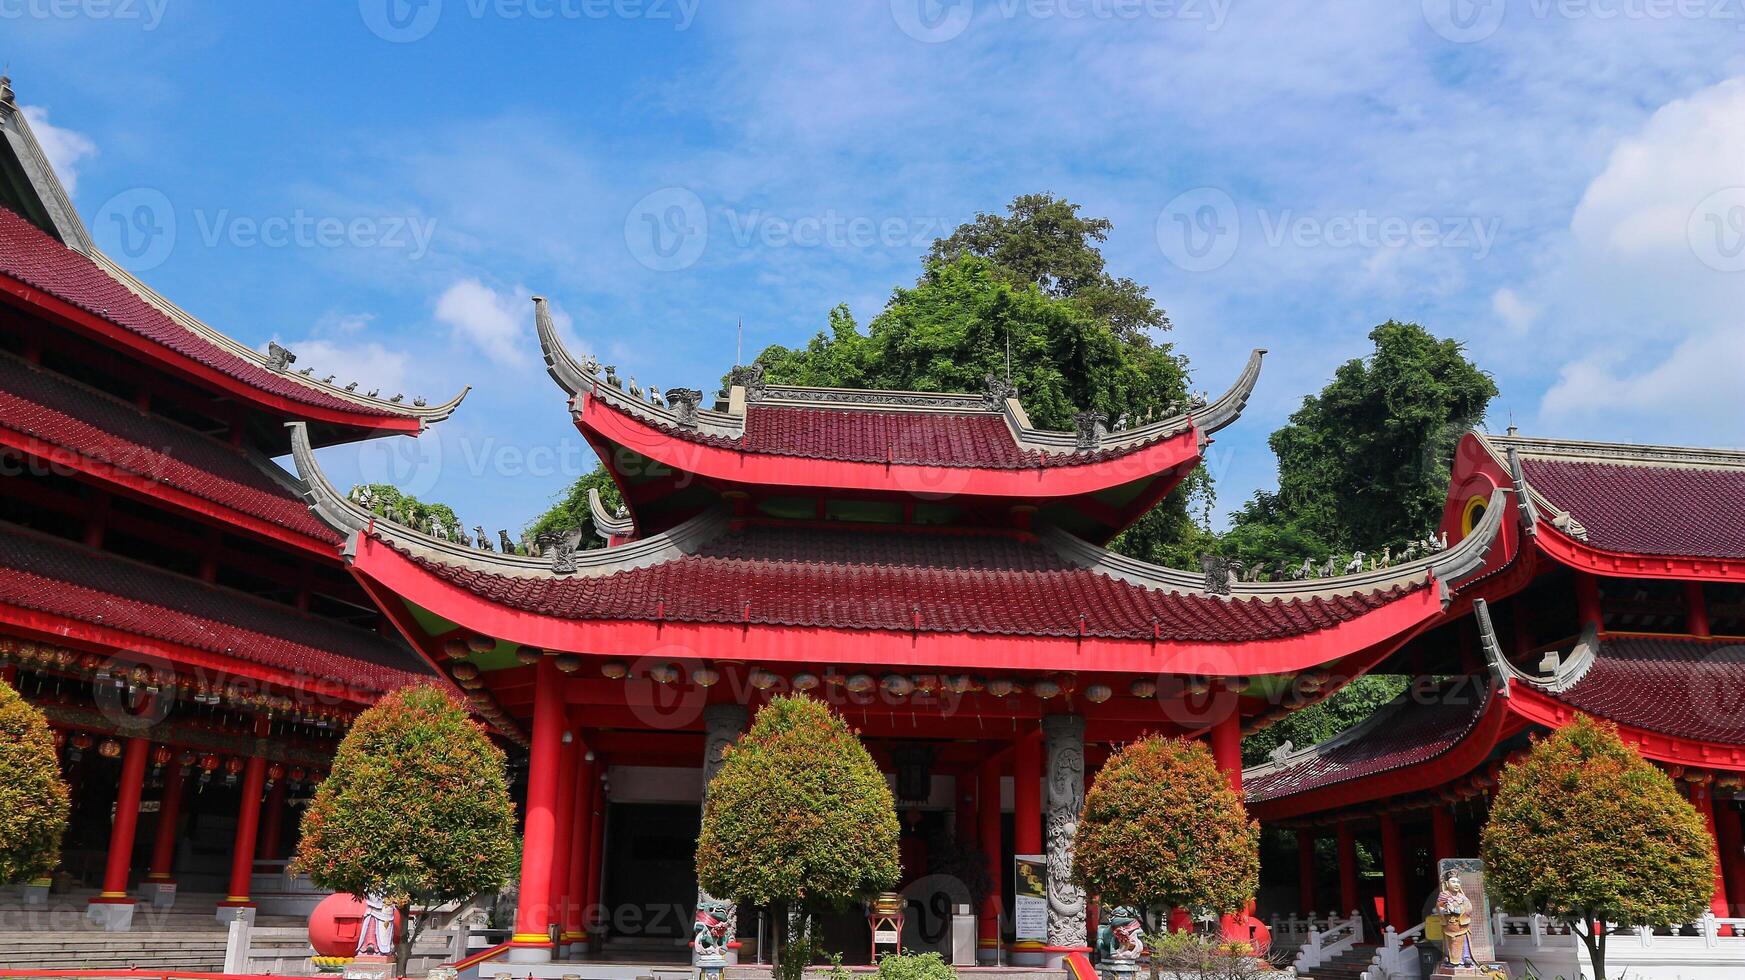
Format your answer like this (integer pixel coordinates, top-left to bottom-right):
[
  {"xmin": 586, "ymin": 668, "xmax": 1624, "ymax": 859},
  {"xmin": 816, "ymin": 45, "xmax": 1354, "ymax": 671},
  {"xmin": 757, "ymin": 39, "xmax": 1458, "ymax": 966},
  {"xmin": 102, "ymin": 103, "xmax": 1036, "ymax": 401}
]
[
  {"xmin": 0, "ymin": 81, "xmax": 456, "ymax": 932},
  {"xmin": 3, "ymin": 72, "xmax": 1744, "ymax": 980}
]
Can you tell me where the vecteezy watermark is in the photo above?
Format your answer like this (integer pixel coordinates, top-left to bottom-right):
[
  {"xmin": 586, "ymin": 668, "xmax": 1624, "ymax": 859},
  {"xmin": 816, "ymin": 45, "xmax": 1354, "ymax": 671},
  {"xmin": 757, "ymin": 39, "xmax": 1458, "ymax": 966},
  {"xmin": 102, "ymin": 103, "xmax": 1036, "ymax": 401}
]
[
  {"xmin": 624, "ymin": 187, "xmax": 708, "ymax": 272},
  {"xmin": 1688, "ymin": 187, "xmax": 1745, "ymax": 273},
  {"xmin": 1156, "ymin": 188, "xmax": 1502, "ymax": 272},
  {"xmin": 89, "ymin": 188, "xmax": 438, "ymax": 271},
  {"xmin": 358, "ymin": 0, "xmax": 699, "ymax": 42},
  {"xmin": 890, "ymin": 0, "xmax": 1230, "ymax": 43},
  {"xmin": 0, "ymin": 0, "xmax": 169, "ymax": 29},
  {"xmin": 1424, "ymin": 0, "xmax": 1745, "ymax": 43}
]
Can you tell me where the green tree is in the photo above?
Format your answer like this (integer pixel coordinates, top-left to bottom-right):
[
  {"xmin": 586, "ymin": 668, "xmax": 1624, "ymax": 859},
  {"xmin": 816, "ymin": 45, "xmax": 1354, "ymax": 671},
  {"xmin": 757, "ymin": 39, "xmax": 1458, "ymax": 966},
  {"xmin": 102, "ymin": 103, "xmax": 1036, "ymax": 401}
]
[
  {"xmin": 1223, "ymin": 321, "xmax": 1497, "ymax": 568},
  {"xmin": 350, "ymin": 484, "xmax": 461, "ymax": 538},
  {"xmin": 294, "ymin": 686, "xmax": 519, "ymax": 975},
  {"xmin": 695, "ymin": 695, "xmax": 900, "ymax": 980},
  {"xmin": 1073, "ymin": 735, "xmax": 1259, "ymax": 971},
  {"xmin": 521, "ymin": 466, "xmax": 623, "ymax": 547},
  {"xmin": 1481, "ymin": 715, "xmax": 1715, "ymax": 980},
  {"xmin": 1240, "ymin": 675, "xmax": 1410, "ymax": 767},
  {"xmin": 0, "ymin": 682, "xmax": 69, "ymax": 884}
]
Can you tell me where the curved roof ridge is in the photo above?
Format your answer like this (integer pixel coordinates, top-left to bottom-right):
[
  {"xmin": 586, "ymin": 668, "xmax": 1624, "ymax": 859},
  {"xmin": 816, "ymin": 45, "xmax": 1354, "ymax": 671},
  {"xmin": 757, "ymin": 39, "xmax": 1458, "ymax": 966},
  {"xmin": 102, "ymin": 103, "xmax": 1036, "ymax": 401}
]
[
  {"xmin": 1483, "ymin": 431, "xmax": 1745, "ymax": 472},
  {"xmin": 287, "ymin": 420, "xmax": 729, "ymax": 578},
  {"xmin": 1042, "ymin": 486, "xmax": 1510, "ymax": 603}
]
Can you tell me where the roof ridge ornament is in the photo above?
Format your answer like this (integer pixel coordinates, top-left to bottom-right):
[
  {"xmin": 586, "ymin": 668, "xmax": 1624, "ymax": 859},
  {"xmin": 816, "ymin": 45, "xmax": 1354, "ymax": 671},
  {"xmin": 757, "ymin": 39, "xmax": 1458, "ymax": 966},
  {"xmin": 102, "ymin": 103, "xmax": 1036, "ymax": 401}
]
[
  {"xmin": 982, "ymin": 373, "xmax": 1018, "ymax": 411},
  {"xmin": 1073, "ymin": 410, "xmax": 1107, "ymax": 451},
  {"xmin": 727, "ymin": 363, "xmax": 767, "ymax": 402},
  {"xmin": 266, "ymin": 341, "xmax": 296, "ymax": 372},
  {"xmin": 665, "ymin": 387, "xmax": 703, "ymax": 429}
]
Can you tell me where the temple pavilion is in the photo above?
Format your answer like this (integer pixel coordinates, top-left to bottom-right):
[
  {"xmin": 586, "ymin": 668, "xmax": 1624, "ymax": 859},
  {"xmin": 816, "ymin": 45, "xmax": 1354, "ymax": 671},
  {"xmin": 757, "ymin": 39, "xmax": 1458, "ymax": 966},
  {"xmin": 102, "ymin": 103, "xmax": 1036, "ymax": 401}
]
[{"xmin": 1, "ymin": 73, "xmax": 1742, "ymax": 980}]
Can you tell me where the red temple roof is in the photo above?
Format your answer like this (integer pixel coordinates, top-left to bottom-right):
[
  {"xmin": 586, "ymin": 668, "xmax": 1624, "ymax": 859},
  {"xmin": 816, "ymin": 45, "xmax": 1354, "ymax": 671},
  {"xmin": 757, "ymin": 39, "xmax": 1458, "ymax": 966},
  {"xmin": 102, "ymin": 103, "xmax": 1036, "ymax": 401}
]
[
  {"xmin": 0, "ymin": 522, "xmax": 426, "ymax": 697},
  {"xmin": 1245, "ymin": 679, "xmax": 1496, "ymax": 806},
  {"xmin": 0, "ymin": 205, "xmax": 463, "ymax": 434},
  {"xmin": 1517, "ymin": 634, "xmax": 1745, "ymax": 745},
  {"xmin": 0, "ymin": 352, "xmax": 341, "ymax": 548}
]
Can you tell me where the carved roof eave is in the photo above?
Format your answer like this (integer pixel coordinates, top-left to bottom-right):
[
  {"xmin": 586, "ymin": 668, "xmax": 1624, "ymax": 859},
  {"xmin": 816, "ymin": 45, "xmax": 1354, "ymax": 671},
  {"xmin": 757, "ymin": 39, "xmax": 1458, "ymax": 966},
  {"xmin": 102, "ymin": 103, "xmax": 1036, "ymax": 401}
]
[
  {"xmin": 1472, "ymin": 431, "xmax": 1589, "ymax": 541},
  {"xmin": 588, "ymin": 487, "xmax": 633, "ymax": 540},
  {"xmin": 0, "ymin": 88, "xmax": 93, "ymax": 251},
  {"xmin": 287, "ymin": 421, "xmax": 726, "ymax": 579},
  {"xmin": 1483, "ymin": 432, "xmax": 1745, "ymax": 472},
  {"xmin": 1187, "ymin": 348, "xmax": 1266, "ymax": 449},
  {"xmin": 1474, "ymin": 596, "xmax": 1600, "ymax": 697},
  {"xmin": 1044, "ymin": 486, "xmax": 1509, "ymax": 604}
]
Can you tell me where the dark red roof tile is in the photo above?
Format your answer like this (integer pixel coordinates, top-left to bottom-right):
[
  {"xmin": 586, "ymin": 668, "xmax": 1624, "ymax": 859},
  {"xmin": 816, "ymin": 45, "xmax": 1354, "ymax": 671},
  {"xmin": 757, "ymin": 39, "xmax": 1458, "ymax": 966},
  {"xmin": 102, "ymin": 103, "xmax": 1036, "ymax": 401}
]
[
  {"xmin": 0, "ymin": 354, "xmax": 341, "ymax": 544},
  {"xmin": 1548, "ymin": 635, "xmax": 1745, "ymax": 744},
  {"xmin": 1521, "ymin": 457, "xmax": 1745, "ymax": 560},
  {"xmin": 0, "ymin": 525, "xmax": 425, "ymax": 695},
  {"xmin": 0, "ymin": 206, "xmax": 411, "ymax": 421},
  {"xmin": 400, "ymin": 524, "xmax": 1422, "ymax": 641},
  {"xmin": 1244, "ymin": 681, "xmax": 1493, "ymax": 803}
]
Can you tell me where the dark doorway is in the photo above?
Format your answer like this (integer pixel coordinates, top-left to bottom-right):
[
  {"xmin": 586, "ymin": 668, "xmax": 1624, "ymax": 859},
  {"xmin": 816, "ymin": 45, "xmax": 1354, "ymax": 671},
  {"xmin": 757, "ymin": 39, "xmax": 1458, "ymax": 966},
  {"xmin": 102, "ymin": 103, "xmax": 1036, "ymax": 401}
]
[{"xmin": 601, "ymin": 803, "xmax": 699, "ymax": 945}]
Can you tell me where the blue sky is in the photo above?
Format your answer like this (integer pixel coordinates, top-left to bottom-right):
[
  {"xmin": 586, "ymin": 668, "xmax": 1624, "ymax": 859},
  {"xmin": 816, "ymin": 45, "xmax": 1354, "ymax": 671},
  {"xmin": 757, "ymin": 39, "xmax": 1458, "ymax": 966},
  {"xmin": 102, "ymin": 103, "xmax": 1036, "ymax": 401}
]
[{"xmin": 9, "ymin": 1, "xmax": 1745, "ymax": 538}]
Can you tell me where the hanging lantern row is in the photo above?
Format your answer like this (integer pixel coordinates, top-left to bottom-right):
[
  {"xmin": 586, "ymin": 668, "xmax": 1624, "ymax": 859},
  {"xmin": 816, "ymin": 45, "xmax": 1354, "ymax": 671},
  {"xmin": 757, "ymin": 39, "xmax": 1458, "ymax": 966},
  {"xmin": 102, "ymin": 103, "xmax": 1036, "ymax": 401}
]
[
  {"xmin": 582, "ymin": 661, "xmax": 1229, "ymax": 704},
  {"xmin": 0, "ymin": 638, "xmax": 358, "ymax": 725}
]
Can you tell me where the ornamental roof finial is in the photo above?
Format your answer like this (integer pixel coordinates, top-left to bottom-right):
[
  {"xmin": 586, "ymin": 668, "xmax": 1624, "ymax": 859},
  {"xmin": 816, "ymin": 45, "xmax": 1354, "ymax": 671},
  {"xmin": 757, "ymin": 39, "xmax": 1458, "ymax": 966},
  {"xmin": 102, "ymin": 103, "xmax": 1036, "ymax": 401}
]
[{"xmin": 1, "ymin": 76, "xmax": 15, "ymax": 106}]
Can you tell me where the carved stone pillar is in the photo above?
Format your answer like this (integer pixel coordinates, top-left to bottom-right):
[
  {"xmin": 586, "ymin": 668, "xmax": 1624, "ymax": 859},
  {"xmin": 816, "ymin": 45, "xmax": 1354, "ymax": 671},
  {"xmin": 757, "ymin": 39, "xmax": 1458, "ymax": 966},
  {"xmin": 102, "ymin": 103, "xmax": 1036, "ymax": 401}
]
[
  {"xmin": 1042, "ymin": 714, "xmax": 1087, "ymax": 960},
  {"xmin": 697, "ymin": 704, "xmax": 749, "ymax": 966}
]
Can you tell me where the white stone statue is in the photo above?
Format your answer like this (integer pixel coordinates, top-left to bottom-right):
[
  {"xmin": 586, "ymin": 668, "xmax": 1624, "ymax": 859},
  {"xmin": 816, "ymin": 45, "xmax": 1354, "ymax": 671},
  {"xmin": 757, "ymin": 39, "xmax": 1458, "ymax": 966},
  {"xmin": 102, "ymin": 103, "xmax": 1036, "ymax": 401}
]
[{"xmin": 357, "ymin": 893, "xmax": 395, "ymax": 957}]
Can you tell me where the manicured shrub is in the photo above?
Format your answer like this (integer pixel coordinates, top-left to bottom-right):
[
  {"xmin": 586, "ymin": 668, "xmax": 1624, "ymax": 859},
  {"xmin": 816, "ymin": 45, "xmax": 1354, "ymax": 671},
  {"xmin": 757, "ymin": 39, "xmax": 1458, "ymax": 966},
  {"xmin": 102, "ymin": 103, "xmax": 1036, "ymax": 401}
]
[
  {"xmin": 876, "ymin": 951, "xmax": 958, "ymax": 980},
  {"xmin": 1482, "ymin": 714, "xmax": 1715, "ymax": 980},
  {"xmin": 0, "ymin": 681, "xmax": 70, "ymax": 884},
  {"xmin": 294, "ymin": 685, "xmax": 518, "ymax": 974}
]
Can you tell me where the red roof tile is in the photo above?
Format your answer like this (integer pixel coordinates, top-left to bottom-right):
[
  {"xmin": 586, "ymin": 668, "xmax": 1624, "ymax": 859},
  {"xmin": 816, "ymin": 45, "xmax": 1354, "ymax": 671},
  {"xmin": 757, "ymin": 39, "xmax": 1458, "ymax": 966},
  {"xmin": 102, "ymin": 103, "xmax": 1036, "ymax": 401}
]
[
  {"xmin": 400, "ymin": 524, "xmax": 1423, "ymax": 641},
  {"xmin": 0, "ymin": 524, "xmax": 426, "ymax": 695},
  {"xmin": 1244, "ymin": 681, "xmax": 1493, "ymax": 803},
  {"xmin": 1546, "ymin": 635, "xmax": 1745, "ymax": 744},
  {"xmin": 0, "ymin": 206, "xmax": 411, "ymax": 421},
  {"xmin": 1521, "ymin": 457, "xmax": 1745, "ymax": 560},
  {"xmin": 595, "ymin": 397, "xmax": 1178, "ymax": 470},
  {"xmin": 0, "ymin": 354, "xmax": 341, "ymax": 544}
]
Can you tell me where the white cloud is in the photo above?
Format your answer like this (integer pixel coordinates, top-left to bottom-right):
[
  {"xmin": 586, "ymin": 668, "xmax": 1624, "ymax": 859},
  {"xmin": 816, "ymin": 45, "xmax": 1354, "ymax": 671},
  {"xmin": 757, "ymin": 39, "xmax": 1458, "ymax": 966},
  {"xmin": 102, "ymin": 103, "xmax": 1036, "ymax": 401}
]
[
  {"xmin": 263, "ymin": 337, "xmax": 412, "ymax": 399},
  {"xmin": 434, "ymin": 278, "xmax": 533, "ymax": 367},
  {"xmin": 1490, "ymin": 288, "xmax": 1539, "ymax": 335},
  {"xmin": 1541, "ymin": 330, "xmax": 1745, "ymax": 443},
  {"xmin": 21, "ymin": 106, "xmax": 96, "ymax": 198}
]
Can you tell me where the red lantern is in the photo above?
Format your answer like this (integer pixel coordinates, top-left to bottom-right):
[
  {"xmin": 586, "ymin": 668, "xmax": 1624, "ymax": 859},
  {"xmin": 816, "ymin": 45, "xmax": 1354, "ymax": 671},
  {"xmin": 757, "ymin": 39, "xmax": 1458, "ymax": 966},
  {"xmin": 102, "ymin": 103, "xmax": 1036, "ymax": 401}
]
[
  {"xmin": 225, "ymin": 757, "xmax": 245, "ymax": 776},
  {"xmin": 98, "ymin": 739, "xmax": 121, "ymax": 759},
  {"xmin": 72, "ymin": 734, "xmax": 95, "ymax": 751},
  {"xmin": 267, "ymin": 763, "xmax": 285, "ymax": 785},
  {"xmin": 52, "ymin": 730, "xmax": 66, "ymax": 749},
  {"xmin": 152, "ymin": 745, "xmax": 174, "ymax": 768},
  {"xmin": 200, "ymin": 753, "xmax": 221, "ymax": 772},
  {"xmin": 289, "ymin": 766, "xmax": 308, "ymax": 783}
]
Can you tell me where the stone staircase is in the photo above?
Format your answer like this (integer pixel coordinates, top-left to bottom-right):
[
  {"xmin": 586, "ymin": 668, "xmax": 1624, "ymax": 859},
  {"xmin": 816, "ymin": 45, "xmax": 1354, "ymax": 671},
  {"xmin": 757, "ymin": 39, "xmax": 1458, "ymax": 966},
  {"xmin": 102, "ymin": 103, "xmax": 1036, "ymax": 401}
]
[
  {"xmin": 1296, "ymin": 945, "xmax": 1379, "ymax": 980},
  {"xmin": 0, "ymin": 889, "xmax": 303, "ymax": 972}
]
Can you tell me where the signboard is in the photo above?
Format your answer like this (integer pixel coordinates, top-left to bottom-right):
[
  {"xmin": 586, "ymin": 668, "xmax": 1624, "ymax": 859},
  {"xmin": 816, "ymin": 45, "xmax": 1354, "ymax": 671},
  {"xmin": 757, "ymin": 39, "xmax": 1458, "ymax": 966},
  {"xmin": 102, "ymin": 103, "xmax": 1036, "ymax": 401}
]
[
  {"xmin": 874, "ymin": 929, "xmax": 900, "ymax": 944},
  {"xmin": 1013, "ymin": 854, "xmax": 1047, "ymax": 943}
]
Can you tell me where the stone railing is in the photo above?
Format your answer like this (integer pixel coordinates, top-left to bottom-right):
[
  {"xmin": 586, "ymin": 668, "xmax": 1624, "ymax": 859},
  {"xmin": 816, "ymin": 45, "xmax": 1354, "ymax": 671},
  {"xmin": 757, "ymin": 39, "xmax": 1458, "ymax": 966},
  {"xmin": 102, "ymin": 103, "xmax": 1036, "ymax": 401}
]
[
  {"xmin": 1271, "ymin": 911, "xmax": 1349, "ymax": 950},
  {"xmin": 222, "ymin": 909, "xmax": 466, "ymax": 977},
  {"xmin": 1291, "ymin": 911, "xmax": 1362, "ymax": 974},
  {"xmin": 1490, "ymin": 911, "xmax": 1745, "ymax": 980},
  {"xmin": 1364, "ymin": 922, "xmax": 1425, "ymax": 980}
]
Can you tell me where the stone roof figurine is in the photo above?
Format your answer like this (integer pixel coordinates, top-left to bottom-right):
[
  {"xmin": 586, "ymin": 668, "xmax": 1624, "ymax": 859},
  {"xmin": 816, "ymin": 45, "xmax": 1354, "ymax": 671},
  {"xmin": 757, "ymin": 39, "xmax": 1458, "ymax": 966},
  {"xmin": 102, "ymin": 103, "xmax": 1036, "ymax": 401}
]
[{"xmin": 266, "ymin": 342, "xmax": 296, "ymax": 371}]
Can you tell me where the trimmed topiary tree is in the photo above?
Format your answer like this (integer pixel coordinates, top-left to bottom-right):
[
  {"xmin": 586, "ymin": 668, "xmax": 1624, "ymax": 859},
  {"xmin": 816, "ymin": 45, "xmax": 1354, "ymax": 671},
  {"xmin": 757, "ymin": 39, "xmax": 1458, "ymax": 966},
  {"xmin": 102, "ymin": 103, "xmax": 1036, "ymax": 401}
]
[
  {"xmin": 294, "ymin": 685, "xmax": 519, "ymax": 975},
  {"xmin": 0, "ymin": 681, "xmax": 70, "ymax": 884},
  {"xmin": 1482, "ymin": 714, "xmax": 1715, "ymax": 980},
  {"xmin": 695, "ymin": 695, "xmax": 901, "ymax": 980},
  {"xmin": 1072, "ymin": 735, "xmax": 1259, "ymax": 974}
]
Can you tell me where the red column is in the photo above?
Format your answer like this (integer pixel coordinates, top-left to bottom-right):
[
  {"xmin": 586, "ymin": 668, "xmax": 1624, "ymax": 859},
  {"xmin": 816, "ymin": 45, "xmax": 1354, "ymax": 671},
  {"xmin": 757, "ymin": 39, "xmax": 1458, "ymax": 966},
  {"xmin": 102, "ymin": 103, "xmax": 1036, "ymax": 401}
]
[
  {"xmin": 1687, "ymin": 582, "xmax": 1712, "ymax": 637},
  {"xmin": 1379, "ymin": 813, "xmax": 1409, "ymax": 932},
  {"xmin": 93, "ymin": 736, "xmax": 151, "ymax": 901},
  {"xmin": 512, "ymin": 656, "xmax": 565, "ymax": 956},
  {"xmin": 547, "ymin": 727, "xmax": 580, "ymax": 949},
  {"xmin": 562, "ymin": 747, "xmax": 598, "ymax": 950},
  {"xmin": 1297, "ymin": 830, "xmax": 1317, "ymax": 913},
  {"xmin": 1431, "ymin": 807, "xmax": 1459, "ymax": 864},
  {"xmin": 583, "ymin": 770, "xmax": 607, "ymax": 941},
  {"xmin": 1714, "ymin": 797, "xmax": 1745, "ymax": 915},
  {"xmin": 1575, "ymin": 572, "xmax": 1603, "ymax": 631},
  {"xmin": 222, "ymin": 753, "xmax": 268, "ymax": 907},
  {"xmin": 1209, "ymin": 708, "xmax": 1242, "ymax": 794},
  {"xmin": 257, "ymin": 780, "xmax": 288, "ymax": 861},
  {"xmin": 1336, "ymin": 821, "xmax": 1360, "ymax": 915},
  {"xmin": 1688, "ymin": 781, "xmax": 1731, "ymax": 920},
  {"xmin": 146, "ymin": 759, "xmax": 186, "ymax": 883},
  {"xmin": 977, "ymin": 754, "xmax": 1003, "ymax": 962},
  {"xmin": 1014, "ymin": 730, "xmax": 1043, "ymax": 857}
]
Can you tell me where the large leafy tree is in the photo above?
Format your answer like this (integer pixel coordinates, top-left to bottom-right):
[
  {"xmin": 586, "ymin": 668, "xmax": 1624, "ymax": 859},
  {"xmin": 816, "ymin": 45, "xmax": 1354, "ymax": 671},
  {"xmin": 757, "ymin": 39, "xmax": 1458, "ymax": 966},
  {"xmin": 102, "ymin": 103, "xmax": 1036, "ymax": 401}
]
[
  {"xmin": 0, "ymin": 682, "xmax": 70, "ymax": 884},
  {"xmin": 521, "ymin": 466, "xmax": 623, "ymax": 546},
  {"xmin": 1482, "ymin": 715, "xmax": 1715, "ymax": 980},
  {"xmin": 294, "ymin": 685, "xmax": 519, "ymax": 975},
  {"xmin": 350, "ymin": 484, "xmax": 461, "ymax": 537},
  {"xmin": 1240, "ymin": 675, "xmax": 1409, "ymax": 767},
  {"xmin": 1223, "ymin": 321, "xmax": 1497, "ymax": 568},
  {"xmin": 695, "ymin": 695, "xmax": 900, "ymax": 980},
  {"xmin": 1072, "ymin": 736, "xmax": 1259, "ymax": 939}
]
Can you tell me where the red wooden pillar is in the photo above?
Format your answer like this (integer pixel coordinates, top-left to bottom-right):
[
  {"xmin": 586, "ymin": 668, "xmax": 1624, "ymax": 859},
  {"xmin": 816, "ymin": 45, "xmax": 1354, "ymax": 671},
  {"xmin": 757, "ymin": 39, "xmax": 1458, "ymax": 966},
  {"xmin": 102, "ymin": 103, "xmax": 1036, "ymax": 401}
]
[
  {"xmin": 1297, "ymin": 829, "xmax": 1317, "ymax": 913},
  {"xmin": 1431, "ymin": 807, "xmax": 1459, "ymax": 864},
  {"xmin": 1687, "ymin": 582, "xmax": 1712, "ymax": 637},
  {"xmin": 1336, "ymin": 820, "xmax": 1360, "ymax": 915},
  {"xmin": 1, "ymin": 662, "xmax": 16, "ymax": 686},
  {"xmin": 1575, "ymin": 572, "xmax": 1603, "ymax": 632},
  {"xmin": 257, "ymin": 780, "xmax": 288, "ymax": 861},
  {"xmin": 1209, "ymin": 707, "xmax": 1243, "ymax": 794},
  {"xmin": 547, "ymin": 726, "xmax": 580, "ymax": 951},
  {"xmin": 92, "ymin": 735, "xmax": 151, "ymax": 901},
  {"xmin": 512, "ymin": 656, "xmax": 564, "ymax": 960},
  {"xmin": 221, "ymin": 752, "xmax": 269, "ymax": 911},
  {"xmin": 1688, "ymin": 781, "xmax": 1732, "ymax": 920},
  {"xmin": 1379, "ymin": 812, "xmax": 1409, "ymax": 932},
  {"xmin": 1013, "ymin": 729, "xmax": 1043, "ymax": 961},
  {"xmin": 977, "ymin": 753, "xmax": 1003, "ymax": 963},
  {"xmin": 1714, "ymin": 797, "xmax": 1745, "ymax": 915},
  {"xmin": 583, "ymin": 769, "xmax": 608, "ymax": 942},
  {"xmin": 561, "ymin": 747, "xmax": 597, "ymax": 951},
  {"xmin": 146, "ymin": 758, "xmax": 186, "ymax": 885}
]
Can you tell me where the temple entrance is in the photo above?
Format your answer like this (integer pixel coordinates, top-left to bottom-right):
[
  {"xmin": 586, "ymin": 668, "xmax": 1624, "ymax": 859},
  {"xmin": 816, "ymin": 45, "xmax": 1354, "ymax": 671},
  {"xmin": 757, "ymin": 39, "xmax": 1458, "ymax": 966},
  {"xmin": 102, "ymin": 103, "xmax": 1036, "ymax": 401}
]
[{"xmin": 600, "ymin": 802, "xmax": 698, "ymax": 956}]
